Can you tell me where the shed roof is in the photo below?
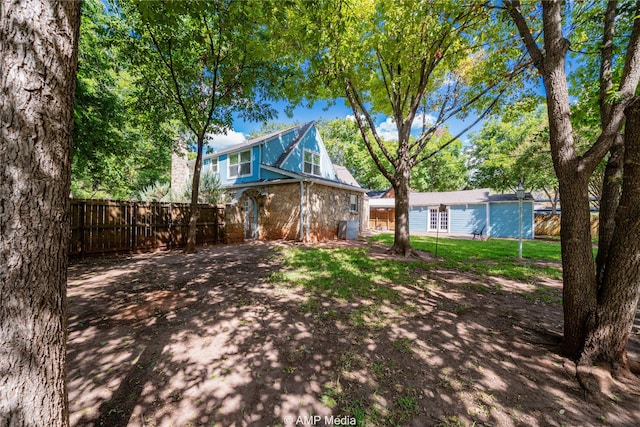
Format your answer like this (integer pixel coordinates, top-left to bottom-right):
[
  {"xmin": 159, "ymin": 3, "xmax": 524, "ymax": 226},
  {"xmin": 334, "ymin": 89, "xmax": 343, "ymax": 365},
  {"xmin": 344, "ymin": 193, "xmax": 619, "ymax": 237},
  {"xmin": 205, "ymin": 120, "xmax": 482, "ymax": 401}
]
[
  {"xmin": 368, "ymin": 188, "xmax": 534, "ymax": 208},
  {"xmin": 410, "ymin": 188, "xmax": 490, "ymax": 205}
]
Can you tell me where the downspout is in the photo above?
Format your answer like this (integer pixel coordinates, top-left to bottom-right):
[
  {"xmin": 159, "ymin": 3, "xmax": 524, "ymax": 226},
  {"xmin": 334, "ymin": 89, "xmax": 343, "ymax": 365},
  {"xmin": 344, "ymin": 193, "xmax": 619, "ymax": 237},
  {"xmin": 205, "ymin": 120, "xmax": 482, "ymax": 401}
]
[
  {"xmin": 258, "ymin": 144, "xmax": 262, "ymax": 180},
  {"xmin": 299, "ymin": 180, "xmax": 304, "ymax": 241},
  {"xmin": 306, "ymin": 182, "xmax": 313, "ymax": 242}
]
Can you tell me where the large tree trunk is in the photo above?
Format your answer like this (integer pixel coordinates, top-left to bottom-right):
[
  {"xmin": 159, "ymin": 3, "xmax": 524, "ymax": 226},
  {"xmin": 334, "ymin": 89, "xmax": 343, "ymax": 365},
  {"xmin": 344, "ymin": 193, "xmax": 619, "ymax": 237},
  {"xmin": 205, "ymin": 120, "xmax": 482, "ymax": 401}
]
[
  {"xmin": 185, "ymin": 137, "xmax": 204, "ymax": 253},
  {"xmin": 580, "ymin": 98, "xmax": 640, "ymax": 374},
  {"xmin": 539, "ymin": 3, "xmax": 599, "ymax": 358},
  {"xmin": 0, "ymin": 1, "xmax": 81, "ymax": 426},
  {"xmin": 556, "ymin": 176, "xmax": 598, "ymax": 359},
  {"xmin": 390, "ymin": 173, "xmax": 412, "ymax": 256}
]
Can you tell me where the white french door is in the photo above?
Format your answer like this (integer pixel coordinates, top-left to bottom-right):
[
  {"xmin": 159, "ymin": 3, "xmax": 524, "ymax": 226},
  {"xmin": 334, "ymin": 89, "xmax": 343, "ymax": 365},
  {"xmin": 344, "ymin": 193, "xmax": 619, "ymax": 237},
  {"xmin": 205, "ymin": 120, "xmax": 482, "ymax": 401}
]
[{"xmin": 429, "ymin": 207, "xmax": 448, "ymax": 232}]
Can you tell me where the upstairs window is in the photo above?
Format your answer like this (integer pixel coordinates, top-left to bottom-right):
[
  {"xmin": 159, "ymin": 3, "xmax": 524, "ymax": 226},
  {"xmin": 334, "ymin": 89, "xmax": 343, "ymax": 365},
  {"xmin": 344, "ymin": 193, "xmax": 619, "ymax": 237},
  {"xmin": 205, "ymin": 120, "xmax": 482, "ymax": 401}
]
[
  {"xmin": 229, "ymin": 150, "xmax": 251, "ymax": 178},
  {"xmin": 203, "ymin": 158, "xmax": 218, "ymax": 174},
  {"xmin": 303, "ymin": 150, "xmax": 321, "ymax": 176}
]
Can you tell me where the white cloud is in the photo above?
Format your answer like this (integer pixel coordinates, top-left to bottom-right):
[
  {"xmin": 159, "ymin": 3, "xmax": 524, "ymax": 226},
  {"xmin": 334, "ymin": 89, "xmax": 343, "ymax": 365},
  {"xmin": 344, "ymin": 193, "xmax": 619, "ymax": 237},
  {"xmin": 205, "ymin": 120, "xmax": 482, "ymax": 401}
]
[
  {"xmin": 374, "ymin": 113, "xmax": 437, "ymax": 141},
  {"xmin": 411, "ymin": 112, "xmax": 436, "ymax": 131},
  {"xmin": 376, "ymin": 117, "xmax": 399, "ymax": 141},
  {"xmin": 205, "ymin": 130, "xmax": 246, "ymax": 150},
  {"xmin": 345, "ymin": 114, "xmax": 356, "ymax": 122}
]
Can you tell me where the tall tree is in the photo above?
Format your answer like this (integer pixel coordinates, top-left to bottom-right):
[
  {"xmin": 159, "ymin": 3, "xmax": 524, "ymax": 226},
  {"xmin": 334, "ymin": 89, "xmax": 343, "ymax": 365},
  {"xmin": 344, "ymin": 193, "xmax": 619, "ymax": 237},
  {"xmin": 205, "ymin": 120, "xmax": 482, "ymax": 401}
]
[
  {"xmin": 120, "ymin": 0, "xmax": 283, "ymax": 252},
  {"xmin": 0, "ymin": 0, "xmax": 81, "ymax": 425},
  {"xmin": 318, "ymin": 118, "xmax": 389, "ymax": 190},
  {"xmin": 506, "ymin": 0, "xmax": 640, "ymax": 386},
  {"xmin": 291, "ymin": 0, "xmax": 525, "ymax": 255},
  {"xmin": 73, "ymin": 0, "xmax": 174, "ymax": 199}
]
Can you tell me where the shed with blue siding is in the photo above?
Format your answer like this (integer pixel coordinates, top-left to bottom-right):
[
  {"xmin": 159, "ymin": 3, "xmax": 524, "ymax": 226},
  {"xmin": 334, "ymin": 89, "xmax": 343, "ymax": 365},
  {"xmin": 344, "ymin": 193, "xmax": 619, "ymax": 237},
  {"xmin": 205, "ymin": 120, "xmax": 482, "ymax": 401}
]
[{"xmin": 369, "ymin": 188, "xmax": 534, "ymax": 239}]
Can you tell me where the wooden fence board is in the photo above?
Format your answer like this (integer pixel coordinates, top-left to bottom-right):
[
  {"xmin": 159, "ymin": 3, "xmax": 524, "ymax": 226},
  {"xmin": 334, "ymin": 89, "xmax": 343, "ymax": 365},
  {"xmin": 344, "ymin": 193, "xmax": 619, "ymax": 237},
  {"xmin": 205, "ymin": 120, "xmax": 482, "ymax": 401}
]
[{"xmin": 69, "ymin": 199, "xmax": 225, "ymax": 257}]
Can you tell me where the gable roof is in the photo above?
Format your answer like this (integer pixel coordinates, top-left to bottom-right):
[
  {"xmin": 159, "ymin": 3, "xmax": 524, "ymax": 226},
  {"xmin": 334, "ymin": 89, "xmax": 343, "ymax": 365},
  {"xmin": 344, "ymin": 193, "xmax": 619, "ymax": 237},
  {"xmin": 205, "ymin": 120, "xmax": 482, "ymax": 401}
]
[
  {"xmin": 275, "ymin": 122, "xmax": 315, "ymax": 168},
  {"xmin": 333, "ymin": 165, "xmax": 361, "ymax": 188},
  {"xmin": 202, "ymin": 123, "xmax": 306, "ymax": 159}
]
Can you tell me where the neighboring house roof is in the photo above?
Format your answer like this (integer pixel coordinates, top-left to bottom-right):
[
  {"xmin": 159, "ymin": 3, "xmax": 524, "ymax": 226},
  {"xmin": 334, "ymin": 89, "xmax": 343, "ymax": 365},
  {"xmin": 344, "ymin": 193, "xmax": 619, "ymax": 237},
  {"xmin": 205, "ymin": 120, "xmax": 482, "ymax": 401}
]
[
  {"xmin": 333, "ymin": 165, "xmax": 361, "ymax": 188},
  {"xmin": 369, "ymin": 188, "xmax": 534, "ymax": 207},
  {"xmin": 366, "ymin": 190, "xmax": 388, "ymax": 199}
]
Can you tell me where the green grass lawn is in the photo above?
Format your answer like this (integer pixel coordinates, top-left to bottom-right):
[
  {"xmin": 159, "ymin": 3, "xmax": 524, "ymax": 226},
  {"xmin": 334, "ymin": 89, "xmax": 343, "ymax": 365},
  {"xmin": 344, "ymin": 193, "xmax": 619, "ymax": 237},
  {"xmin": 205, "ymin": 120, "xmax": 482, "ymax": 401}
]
[
  {"xmin": 267, "ymin": 236, "xmax": 566, "ymax": 424},
  {"xmin": 369, "ymin": 234, "xmax": 564, "ymax": 280}
]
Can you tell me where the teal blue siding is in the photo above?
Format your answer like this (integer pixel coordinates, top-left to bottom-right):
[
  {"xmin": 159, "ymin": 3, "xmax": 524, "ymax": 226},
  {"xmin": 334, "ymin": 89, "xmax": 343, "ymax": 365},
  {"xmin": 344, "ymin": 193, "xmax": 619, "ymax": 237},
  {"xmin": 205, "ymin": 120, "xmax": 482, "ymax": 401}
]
[
  {"xmin": 260, "ymin": 168, "xmax": 291, "ymax": 180},
  {"xmin": 217, "ymin": 146, "xmax": 261, "ymax": 185},
  {"xmin": 409, "ymin": 206, "xmax": 428, "ymax": 232},
  {"xmin": 489, "ymin": 202, "xmax": 533, "ymax": 239},
  {"xmin": 261, "ymin": 127, "xmax": 301, "ymax": 165},
  {"xmin": 450, "ymin": 204, "xmax": 486, "ymax": 234},
  {"xmin": 281, "ymin": 126, "xmax": 337, "ymax": 180}
]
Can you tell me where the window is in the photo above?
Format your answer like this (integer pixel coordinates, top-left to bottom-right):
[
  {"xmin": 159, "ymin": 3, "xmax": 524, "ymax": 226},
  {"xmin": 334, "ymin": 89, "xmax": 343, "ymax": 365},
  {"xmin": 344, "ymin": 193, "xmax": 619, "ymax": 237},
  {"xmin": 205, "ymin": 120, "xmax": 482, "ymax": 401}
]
[
  {"xmin": 229, "ymin": 150, "xmax": 251, "ymax": 177},
  {"xmin": 349, "ymin": 195, "xmax": 359, "ymax": 212},
  {"xmin": 303, "ymin": 150, "xmax": 321, "ymax": 176},
  {"xmin": 203, "ymin": 158, "xmax": 218, "ymax": 174}
]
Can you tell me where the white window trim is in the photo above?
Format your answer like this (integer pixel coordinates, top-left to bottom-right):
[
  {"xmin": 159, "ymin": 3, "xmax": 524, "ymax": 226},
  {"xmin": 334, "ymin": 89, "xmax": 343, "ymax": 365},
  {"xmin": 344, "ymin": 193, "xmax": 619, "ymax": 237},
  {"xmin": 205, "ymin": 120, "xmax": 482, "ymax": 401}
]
[
  {"xmin": 228, "ymin": 149, "xmax": 252, "ymax": 178},
  {"xmin": 210, "ymin": 157, "xmax": 219, "ymax": 174},
  {"xmin": 303, "ymin": 149, "xmax": 321, "ymax": 176},
  {"xmin": 204, "ymin": 157, "xmax": 219, "ymax": 174},
  {"xmin": 349, "ymin": 194, "xmax": 359, "ymax": 213},
  {"xmin": 428, "ymin": 206, "xmax": 449, "ymax": 232}
]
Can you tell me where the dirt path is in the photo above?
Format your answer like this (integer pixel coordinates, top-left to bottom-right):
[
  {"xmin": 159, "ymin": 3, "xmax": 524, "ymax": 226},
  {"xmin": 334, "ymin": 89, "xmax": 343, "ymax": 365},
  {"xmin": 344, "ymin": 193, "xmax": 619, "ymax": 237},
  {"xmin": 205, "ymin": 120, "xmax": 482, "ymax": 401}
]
[{"xmin": 67, "ymin": 240, "xmax": 640, "ymax": 426}]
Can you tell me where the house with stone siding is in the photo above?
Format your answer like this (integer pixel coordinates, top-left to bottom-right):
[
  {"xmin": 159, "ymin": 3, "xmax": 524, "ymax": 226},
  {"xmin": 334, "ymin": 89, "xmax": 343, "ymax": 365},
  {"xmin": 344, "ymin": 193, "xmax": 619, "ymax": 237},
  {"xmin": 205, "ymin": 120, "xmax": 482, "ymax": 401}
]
[{"xmin": 173, "ymin": 122, "xmax": 367, "ymax": 243}]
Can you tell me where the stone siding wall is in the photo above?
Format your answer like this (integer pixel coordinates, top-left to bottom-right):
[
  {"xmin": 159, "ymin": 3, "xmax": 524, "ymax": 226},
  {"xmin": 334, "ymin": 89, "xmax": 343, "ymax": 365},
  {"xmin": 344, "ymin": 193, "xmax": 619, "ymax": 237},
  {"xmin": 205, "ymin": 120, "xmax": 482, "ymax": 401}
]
[
  {"xmin": 224, "ymin": 182, "xmax": 365, "ymax": 243},
  {"xmin": 306, "ymin": 183, "xmax": 363, "ymax": 242},
  {"xmin": 171, "ymin": 141, "xmax": 190, "ymax": 192}
]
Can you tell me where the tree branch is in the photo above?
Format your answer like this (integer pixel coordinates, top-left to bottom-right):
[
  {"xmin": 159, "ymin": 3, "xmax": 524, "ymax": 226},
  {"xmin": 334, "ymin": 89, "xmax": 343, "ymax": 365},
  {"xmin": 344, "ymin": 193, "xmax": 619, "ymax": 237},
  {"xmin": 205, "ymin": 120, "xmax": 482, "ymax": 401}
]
[
  {"xmin": 414, "ymin": 82, "xmax": 509, "ymax": 166},
  {"xmin": 145, "ymin": 23, "xmax": 194, "ymax": 133},
  {"xmin": 579, "ymin": 0, "xmax": 640, "ymax": 174},
  {"xmin": 599, "ymin": 0, "xmax": 617, "ymax": 126},
  {"xmin": 344, "ymin": 79, "xmax": 396, "ymax": 184},
  {"xmin": 505, "ymin": 0, "xmax": 545, "ymax": 73}
]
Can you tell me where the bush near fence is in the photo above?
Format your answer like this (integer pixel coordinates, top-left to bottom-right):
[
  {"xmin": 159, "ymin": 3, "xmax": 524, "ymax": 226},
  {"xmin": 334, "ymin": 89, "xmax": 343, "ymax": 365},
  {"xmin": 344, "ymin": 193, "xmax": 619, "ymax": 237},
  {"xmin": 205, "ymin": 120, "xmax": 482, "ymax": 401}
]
[
  {"xmin": 69, "ymin": 199, "xmax": 225, "ymax": 257},
  {"xmin": 534, "ymin": 213, "xmax": 599, "ymax": 238}
]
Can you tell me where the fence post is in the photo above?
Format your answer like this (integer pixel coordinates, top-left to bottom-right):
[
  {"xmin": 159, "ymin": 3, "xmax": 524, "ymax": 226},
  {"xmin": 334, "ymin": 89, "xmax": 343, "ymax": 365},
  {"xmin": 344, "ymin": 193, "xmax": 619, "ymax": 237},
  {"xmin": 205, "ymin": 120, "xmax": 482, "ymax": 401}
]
[
  {"xmin": 131, "ymin": 202, "xmax": 137, "ymax": 254},
  {"xmin": 169, "ymin": 203, "xmax": 174, "ymax": 249},
  {"xmin": 80, "ymin": 200, "xmax": 86, "ymax": 259}
]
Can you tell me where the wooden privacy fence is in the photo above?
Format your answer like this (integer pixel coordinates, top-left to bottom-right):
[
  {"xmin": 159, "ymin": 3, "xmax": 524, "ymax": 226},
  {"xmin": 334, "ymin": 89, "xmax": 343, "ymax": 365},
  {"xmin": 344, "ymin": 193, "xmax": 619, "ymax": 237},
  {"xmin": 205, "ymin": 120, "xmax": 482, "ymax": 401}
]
[
  {"xmin": 534, "ymin": 213, "xmax": 599, "ymax": 238},
  {"xmin": 69, "ymin": 199, "xmax": 225, "ymax": 257}
]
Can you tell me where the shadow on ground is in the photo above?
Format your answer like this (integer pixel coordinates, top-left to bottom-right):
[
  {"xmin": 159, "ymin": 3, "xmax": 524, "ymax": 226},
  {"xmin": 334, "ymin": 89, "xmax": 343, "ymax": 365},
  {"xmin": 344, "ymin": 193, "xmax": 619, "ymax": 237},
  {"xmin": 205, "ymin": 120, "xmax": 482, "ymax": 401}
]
[{"xmin": 66, "ymin": 240, "xmax": 640, "ymax": 427}]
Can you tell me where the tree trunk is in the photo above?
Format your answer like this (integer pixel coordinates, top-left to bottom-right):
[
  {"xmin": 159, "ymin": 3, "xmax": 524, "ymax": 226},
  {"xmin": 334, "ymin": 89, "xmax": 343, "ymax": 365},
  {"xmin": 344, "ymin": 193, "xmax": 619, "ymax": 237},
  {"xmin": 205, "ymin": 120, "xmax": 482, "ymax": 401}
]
[
  {"xmin": 390, "ymin": 165, "xmax": 413, "ymax": 256},
  {"xmin": 185, "ymin": 137, "xmax": 204, "ymax": 253},
  {"xmin": 556, "ymin": 176, "xmax": 598, "ymax": 359},
  {"xmin": 580, "ymin": 98, "xmax": 640, "ymax": 373},
  {"xmin": 0, "ymin": 1, "xmax": 81, "ymax": 426},
  {"xmin": 595, "ymin": 135, "xmax": 624, "ymax": 287},
  {"xmin": 539, "ymin": 4, "xmax": 598, "ymax": 358}
]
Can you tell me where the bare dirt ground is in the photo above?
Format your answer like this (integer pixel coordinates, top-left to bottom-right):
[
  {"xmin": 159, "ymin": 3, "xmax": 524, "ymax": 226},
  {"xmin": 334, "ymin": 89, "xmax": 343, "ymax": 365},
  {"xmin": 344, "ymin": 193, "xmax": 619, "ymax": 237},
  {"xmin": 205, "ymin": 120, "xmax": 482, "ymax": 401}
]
[{"xmin": 67, "ymin": 240, "xmax": 640, "ymax": 427}]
